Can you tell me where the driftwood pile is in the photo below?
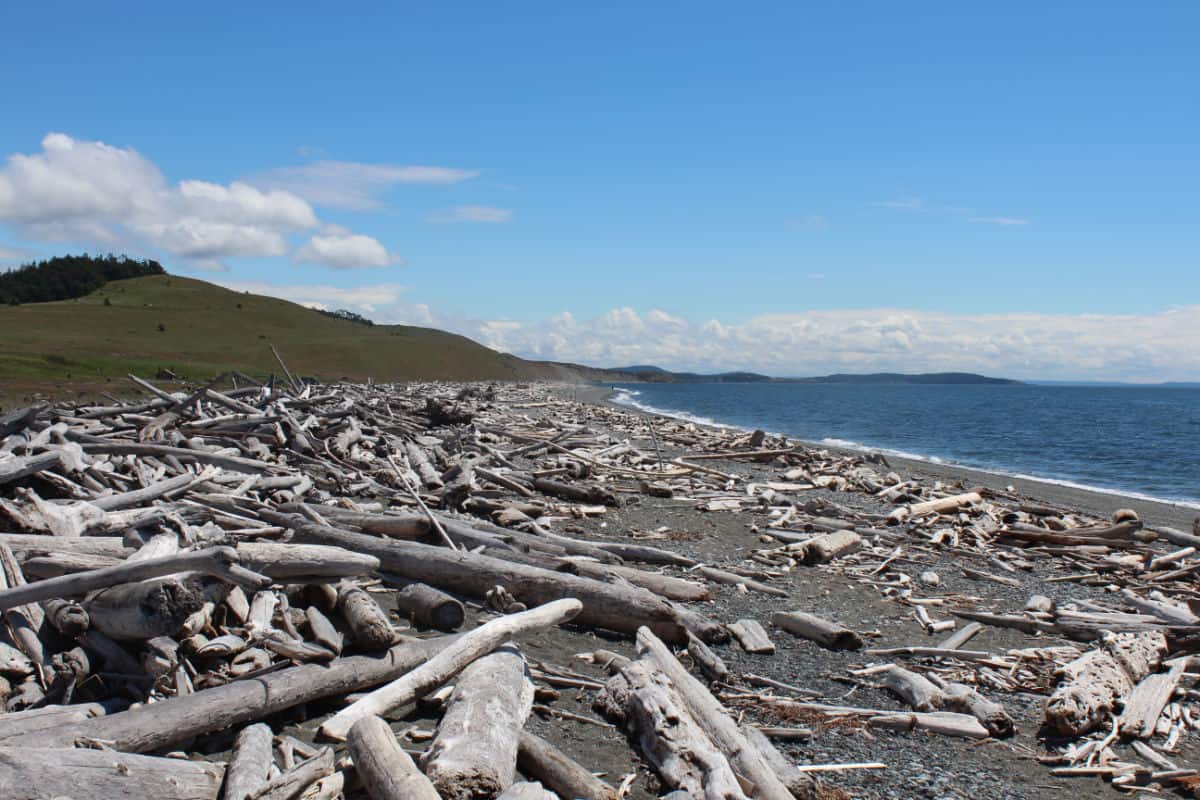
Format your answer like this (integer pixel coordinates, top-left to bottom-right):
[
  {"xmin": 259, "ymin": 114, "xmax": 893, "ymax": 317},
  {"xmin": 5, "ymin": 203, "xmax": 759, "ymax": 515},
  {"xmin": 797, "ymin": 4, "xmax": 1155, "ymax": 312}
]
[{"xmin": 0, "ymin": 374, "xmax": 1198, "ymax": 798}]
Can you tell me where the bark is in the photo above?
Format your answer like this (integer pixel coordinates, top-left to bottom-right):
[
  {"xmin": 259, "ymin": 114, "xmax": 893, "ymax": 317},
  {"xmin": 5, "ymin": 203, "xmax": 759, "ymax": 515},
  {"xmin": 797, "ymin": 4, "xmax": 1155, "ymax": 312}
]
[
  {"xmin": 423, "ymin": 646, "xmax": 533, "ymax": 799},
  {"xmin": 84, "ymin": 572, "xmax": 230, "ymax": 640}
]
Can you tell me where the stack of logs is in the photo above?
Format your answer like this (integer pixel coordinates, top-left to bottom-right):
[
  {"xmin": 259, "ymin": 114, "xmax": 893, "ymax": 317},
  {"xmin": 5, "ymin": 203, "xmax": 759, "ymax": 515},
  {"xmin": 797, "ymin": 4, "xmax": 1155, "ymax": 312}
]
[{"xmin": 0, "ymin": 374, "xmax": 1198, "ymax": 798}]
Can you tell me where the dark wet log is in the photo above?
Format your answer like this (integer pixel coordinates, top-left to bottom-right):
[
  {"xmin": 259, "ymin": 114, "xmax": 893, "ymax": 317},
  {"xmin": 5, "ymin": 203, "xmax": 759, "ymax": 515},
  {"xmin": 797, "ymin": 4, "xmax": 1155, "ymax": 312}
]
[
  {"xmin": 13, "ymin": 637, "xmax": 452, "ymax": 751},
  {"xmin": 424, "ymin": 646, "xmax": 533, "ymax": 799},
  {"xmin": 0, "ymin": 747, "xmax": 224, "ymax": 800},
  {"xmin": 531, "ymin": 477, "xmax": 618, "ymax": 506},
  {"xmin": 517, "ymin": 731, "xmax": 618, "ymax": 800},
  {"xmin": 337, "ymin": 582, "xmax": 397, "ymax": 650},
  {"xmin": 347, "ymin": 715, "xmax": 441, "ymax": 800},
  {"xmin": 392, "ymin": 582, "xmax": 465, "ymax": 632}
]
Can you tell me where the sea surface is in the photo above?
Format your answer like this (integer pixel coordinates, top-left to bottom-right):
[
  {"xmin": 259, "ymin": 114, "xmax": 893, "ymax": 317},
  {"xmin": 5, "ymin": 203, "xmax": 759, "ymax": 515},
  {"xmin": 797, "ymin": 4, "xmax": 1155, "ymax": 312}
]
[{"xmin": 610, "ymin": 382, "xmax": 1200, "ymax": 508}]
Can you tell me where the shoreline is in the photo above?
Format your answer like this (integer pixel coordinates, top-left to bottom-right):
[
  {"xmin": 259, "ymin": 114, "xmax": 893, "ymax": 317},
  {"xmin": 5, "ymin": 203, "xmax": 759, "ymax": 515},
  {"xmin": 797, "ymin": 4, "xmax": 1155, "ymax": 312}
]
[{"xmin": 573, "ymin": 383, "xmax": 1199, "ymax": 532}]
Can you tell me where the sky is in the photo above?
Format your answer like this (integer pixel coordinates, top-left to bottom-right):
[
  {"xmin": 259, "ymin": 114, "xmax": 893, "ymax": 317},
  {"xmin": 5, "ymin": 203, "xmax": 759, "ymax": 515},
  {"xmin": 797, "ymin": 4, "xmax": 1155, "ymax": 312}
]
[{"xmin": 1, "ymin": 2, "xmax": 1198, "ymax": 381}]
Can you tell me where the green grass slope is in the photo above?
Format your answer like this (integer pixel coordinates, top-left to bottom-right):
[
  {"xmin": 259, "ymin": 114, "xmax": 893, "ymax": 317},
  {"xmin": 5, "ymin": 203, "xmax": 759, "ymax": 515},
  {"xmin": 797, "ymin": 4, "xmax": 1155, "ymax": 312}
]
[{"xmin": 0, "ymin": 274, "xmax": 584, "ymax": 403}]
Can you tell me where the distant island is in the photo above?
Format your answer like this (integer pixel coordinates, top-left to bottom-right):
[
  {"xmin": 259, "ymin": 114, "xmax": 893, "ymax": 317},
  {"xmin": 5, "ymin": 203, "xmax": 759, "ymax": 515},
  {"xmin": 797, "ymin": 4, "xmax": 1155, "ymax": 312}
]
[{"xmin": 605, "ymin": 366, "xmax": 1023, "ymax": 385}]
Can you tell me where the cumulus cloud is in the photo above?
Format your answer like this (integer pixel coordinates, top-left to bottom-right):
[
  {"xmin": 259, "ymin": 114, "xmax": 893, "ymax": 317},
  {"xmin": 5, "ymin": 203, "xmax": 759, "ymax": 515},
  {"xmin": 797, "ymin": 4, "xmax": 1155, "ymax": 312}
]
[
  {"xmin": 429, "ymin": 205, "xmax": 513, "ymax": 223},
  {"xmin": 252, "ymin": 161, "xmax": 478, "ymax": 210},
  {"xmin": 462, "ymin": 305, "xmax": 1200, "ymax": 383},
  {"xmin": 0, "ymin": 133, "xmax": 402, "ymax": 270},
  {"xmin": 216, "ymin": 280, "xmax": 405, "ymax": 314},
  {"xmin": 295, "ymin": 232, "xmax": 399, "ymax": 269}
]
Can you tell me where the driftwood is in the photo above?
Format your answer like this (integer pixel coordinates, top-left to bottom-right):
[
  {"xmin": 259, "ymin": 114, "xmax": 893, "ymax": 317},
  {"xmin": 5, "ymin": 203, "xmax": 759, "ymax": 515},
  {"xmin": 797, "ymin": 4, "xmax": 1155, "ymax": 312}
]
[
  {"xmin": 337, "ymin": 582, "xmax": 397, "ymax": 649},
  {"xmin": 729, "ymin": 619, "xmax": 776, "ymax": 654},
  {"xmin": 771, "ymin": 611, "xmax": 863, "ymax": 651},
  {"xmin": 393, "ymin": 581, "xmax": 466, "ymax": 631},
  {"xmin": 423, "ymin": 645, "xmax": 534, "ymax": 798},
  {"xmin": 223, "ymin": 722, "xmax": 273, "ymax": 800},
  {"xmin": 1045, "ymin": 631, "xmax": 1168, "ymax": 735},
  {"xmin": 517, "ymin": 731, "xmax": 618, "ymax": 800},
  {"xmin": 348, "ymin": 715, "xmax": 441, "ymax": 800},
  {"xmin": 0, "ymin": 746, "xmax": 224, "ymax": 800},
  {"xmin": 320, "ymin": 598, "xmax": 581, "ymax": 740}
]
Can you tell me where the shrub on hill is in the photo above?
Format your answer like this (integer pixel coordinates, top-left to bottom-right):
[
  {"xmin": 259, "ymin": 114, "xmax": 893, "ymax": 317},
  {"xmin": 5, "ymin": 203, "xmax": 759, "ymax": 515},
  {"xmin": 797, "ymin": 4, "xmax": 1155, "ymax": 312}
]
[{"xmin": 0, "ymin": 253, "xmax": 166, "ymax": 305}]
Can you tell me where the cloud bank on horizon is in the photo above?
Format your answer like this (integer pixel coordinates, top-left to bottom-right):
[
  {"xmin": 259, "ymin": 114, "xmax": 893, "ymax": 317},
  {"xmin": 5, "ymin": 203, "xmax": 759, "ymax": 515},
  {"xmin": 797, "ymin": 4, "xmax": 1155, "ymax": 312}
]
[{"xmin": 0, "ymin": 132, "xmax": 1195, "ymax": 383}]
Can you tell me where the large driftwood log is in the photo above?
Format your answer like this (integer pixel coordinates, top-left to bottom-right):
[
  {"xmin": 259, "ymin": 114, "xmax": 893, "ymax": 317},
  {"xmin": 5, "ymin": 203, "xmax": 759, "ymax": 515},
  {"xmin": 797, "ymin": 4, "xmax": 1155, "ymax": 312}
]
[
  {"xmin": 320, "ymin": 599, "xmax": 581, "ymax": 741},
  {"xmin": 347, "ymin": 715, "xmax": 441, "ymax": 800},
  {"xmin": 0, "ymin": 746, "xmax": 224, "ymax": 800},
  {"xmin": 880, "ymin": 666, "xmax": 1014, "ymax": 737},
  {"xmin": 771, "ymin": 611, "xmax": 863, "ymax": 651},
  {"xmin": 13, "ymin": 637, "xmax": 452, "ymax": 751},
  {"xmin": 423, "ymin": 645, "xmax": 533, "ymax": 799},
  {"xmin": 637, "ymin": 627, "xmax": 797, "ymax": 800},
  {"xmin": 517, "ymin": 731, "xmax": 618, "ymax": 800},
  {"xmin": 290, "ymin": 522, "xmax": 719, "ymax": 643},
  {"xmin": 795, "ymin": 530, "xmax": 862, "ymax": 565},
  {"xmin": 236, "ymin": 542, "xmax": 380, "ymax": 580},
  {"xmin": 223, "ymin": 723, "xmax": 273, "ymax": 800},
  {"xmin": 1045, "ymin": 631, "xmax": 1168, "ymax": 736},
  {"xmin": 598, "ymin": 656, "xmax": 745, "ymax": 799},
  {"xmin": 84, "ymin": 572, "xmax": 230, "ymax": 640},
  {"xmin": 337, "ymin": 582, "xmax": 397, "ymax": 649}
]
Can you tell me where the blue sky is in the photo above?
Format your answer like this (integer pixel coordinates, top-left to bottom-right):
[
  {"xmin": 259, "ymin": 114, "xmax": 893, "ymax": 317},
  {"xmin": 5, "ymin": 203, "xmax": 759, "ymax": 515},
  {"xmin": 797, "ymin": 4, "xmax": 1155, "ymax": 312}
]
[{"xmin": 1, "ymin": 2, "xmax": 1198, "ymax": 379}]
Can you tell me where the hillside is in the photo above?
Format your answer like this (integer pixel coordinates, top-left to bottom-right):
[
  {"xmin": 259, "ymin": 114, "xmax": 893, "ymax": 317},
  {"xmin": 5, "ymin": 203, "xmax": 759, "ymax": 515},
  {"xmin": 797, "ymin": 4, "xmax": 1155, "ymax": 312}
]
[{"xmin": 0, "ymin": 274, "xmax": 603, "ymax": 405}]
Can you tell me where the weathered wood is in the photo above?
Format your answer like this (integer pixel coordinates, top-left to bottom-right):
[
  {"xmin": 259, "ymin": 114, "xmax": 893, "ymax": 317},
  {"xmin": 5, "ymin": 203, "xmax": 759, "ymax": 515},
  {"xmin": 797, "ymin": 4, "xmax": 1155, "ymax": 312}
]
[
  {"xmin": 392, "ymin": 582, "xmax": 465, "ymax": 631},
  {"xmin": 531, "ymin": 477, "xmax": 618, "ymax": 506},
  {"xmin": 12, "ymin": 636, "xmax": 452, "ymax": 750},
  {"xmin": 566, "ymin": 558, "xmax": 710, "ymax": 602},
  {"xmin": 252, "ymin": 747, "xmax": 333, "ymax": 800},
  {"xmin": 638, "ymin": 627, "xmax": 796, "ymax": 800},
  {"xmin": 771, "ymin": 611, "xmax": 863, "ymax": 651},
  {"xmin": 497, "ymin": 782, "xmax": 557, "ymax": 800},
  {"xmin": 0, "ymin": 452, "xmax": 62, "ymax": 486},
  {"xmin": 424, "ymin": 645, "xmax": 533, "ymax": 799},
  {"xmin": 84, "ymin": 572, "xmax": 230, "ymax": 640},
  {"xmin": 223, "ymin": 723, "xmax": 273, "ymax": 800},
  {"xmin": 320, "ymin": 598, "xmax": 582, "ymax": 741},
  {"xmin": 740, "ymin": 724, "xmax": 821, "ymax": 800},
  {"xmin": 517, "ymin": 731, "xmax": 618, "ymax": 800},
  {"xmin": 337, "ymin": 582, "xmax": 397, "ymax": 649},
  {"xmin": 1045, "ymin": 631, "xmax": 1168, "ymax": 736},
  {"xmin": 728, "ymin": 619, "xmax": 775, "ymax": 654},
  {"xmin": 291, "ymin": 523, "xmax": 718, "ymax": 643},
  {"xmin": 236, "ymin": 542, "xmax": 380, "ymax": 580},
  {"xmin": 0, "ymin": 746, "xmax": 224, "ymax": 800},
  {"xmin": 698, "ymin": 566, "xmax": 788, "ymax": 598},
  {"xmin": 795, "ymin": 529, "xmax": 862, "ymax": 565},
  {"xmin": 1117, "ymin": 658, "xmax": 1186, "ymax": 738},
  {"xmin": 347, "ymin": 715, "xmax": 441, "ymax": 800}
]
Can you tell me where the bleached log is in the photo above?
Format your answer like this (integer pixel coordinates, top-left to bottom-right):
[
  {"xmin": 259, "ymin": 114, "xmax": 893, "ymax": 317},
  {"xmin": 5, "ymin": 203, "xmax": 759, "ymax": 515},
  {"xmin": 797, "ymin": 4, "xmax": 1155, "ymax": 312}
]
[
  {"xmin": 687, "ymin": 631, "xmax": 729, "ymax": 682},
  {"xmin": 497, "ymin": 782, "xmax": 557, "ymax": 800},
  {"xmin": 12, "ymin": 636, "xmax": 452, "ymax": 750},
  {"xmin": 740, "ymin": 724, "xmax": 821, "ymax": 800},
  {"xmin": 565, "ymin": 558, "xmax": 710, "ymax": 602},
  {"xmin": 517, "ymin": 731, "xmax": 618, "ymax": 800},
  {"xmin": 347, "ymin": 715, "xmax": 441, "ymax": 800},
  {"xmin": 406, "ymin": 441, "xmax": 445, "ymax": 489},
  {"xmin": 0, "ymin": 747, "xmax": 224, "ymax": 800},
  {"xmin": 0, "ymin": 452, "xmax": 62, "ymax": 486},
  {"xmin": 880, "ymin": 666, "xmax": 1014, "ymax": 737},
  {"xmin": 771, "ymin": 611, "xmax": 863, "ymax": 651},
  {"xmin": 531, "ymin": 477, "xmax": 618, "ymax": 506},
  {"xmin": 320, "ymin": 598, "xmax": 581, "ymax": 741},
  {"xmin": 728, "ymin": 619, "xmax": 775, "ymax": 654},
  {"xmin": 236, "ymin": 542, "xmax": 380, "ymax": 580},
  {"xmin": 1045, "ymin": 631, "xmax": 1168, "ymax": 736},
  {"xmin": 252, "ymin": 747, "xmax": 333, "ymax": 800},
  {"xmin": 84, "ymin": 572, "xmax": 230, "ymax": 640},
  {"xmin": 597, "ymin": 657, "xmax": 745, "ymax": 799},
  {"xmin": 423, "ymin": 646, "xmax": 533, "ymax": 798},
  {"xmin": 223, "ymin": 723, "xmax": 273, "ymax": 800},
  {"xmin": 906, "ymin": 491, "xmax": 981, "ymax": 516},
  {"xmin": 291, "ymin": 523, "xmax": 718, "ymax": 643},
  {"xmin": 1118, "ymin": 659, "xmax": 1186, "ymax": 738},
  {"xmin": 698, "ymin": 566, "xmax": 788, "ymax": 597},
  {"xmin": 795, "ymin": 530, "xmax": 862, "ymax": 565},
  {"xmin": 638, "ymin": 627, "xmax": 796, "ymax": 800},
  {"xmin": 0, "ymin": 533, "xmax": 130, "ymax": 559}
]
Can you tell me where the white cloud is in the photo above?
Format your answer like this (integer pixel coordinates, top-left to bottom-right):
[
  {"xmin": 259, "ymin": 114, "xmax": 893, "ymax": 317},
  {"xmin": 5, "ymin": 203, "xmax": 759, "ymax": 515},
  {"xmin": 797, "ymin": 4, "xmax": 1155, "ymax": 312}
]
[
  {"xmin": 252, "ymin": 161, "xmax": 478, "ymax": 210},
  {"xmin": 295, "ymin": 232, "xmax": 399, "ymax": 269},
  {"xmin": 873, "ymin": 196, "xmax": 926, "ymax": 210},
  {"xmin": 969, "ymin": 216, "xmax": 1029, "ymax": 226},
  {"xmin": 0, "ymin": 133, "xmax": 401, "ymax": 270},
  {"xmin": 429, "ymin": 205, "xmax": 513, "ymax": 223},
  {"xmin": 0, "ymin": 245, "xmax": 30, "ymax": 264},
  {"xmin": 216, "ymin": 280, "xmax": 405, "ymax": 314}
]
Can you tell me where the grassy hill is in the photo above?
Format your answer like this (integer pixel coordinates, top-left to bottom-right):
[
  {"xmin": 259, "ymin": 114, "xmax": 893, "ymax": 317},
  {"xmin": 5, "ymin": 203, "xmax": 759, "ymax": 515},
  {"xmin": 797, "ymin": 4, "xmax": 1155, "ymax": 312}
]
[{"xmin": 0, "ymin": 274, "xmax": 597, "ymax": 406}]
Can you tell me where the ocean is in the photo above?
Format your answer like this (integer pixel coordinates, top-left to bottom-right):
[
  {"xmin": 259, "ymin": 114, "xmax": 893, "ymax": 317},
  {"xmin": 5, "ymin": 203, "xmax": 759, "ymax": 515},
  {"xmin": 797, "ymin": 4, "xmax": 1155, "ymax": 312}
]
[{"xmin": 610, "ymin": 382, "xmax": 1200, "ymax": 509}]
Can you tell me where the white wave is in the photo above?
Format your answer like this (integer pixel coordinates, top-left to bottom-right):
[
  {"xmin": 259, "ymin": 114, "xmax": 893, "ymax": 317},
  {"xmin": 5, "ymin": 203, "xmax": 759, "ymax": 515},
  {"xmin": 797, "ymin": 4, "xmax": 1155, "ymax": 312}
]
[
  {"xmin": 1009, "ymin": 474, "xmax": 1200, "ymax": 511},
  {"xmin": 820, "ymin": 437, "xmax": 945, "ymax": 464}
]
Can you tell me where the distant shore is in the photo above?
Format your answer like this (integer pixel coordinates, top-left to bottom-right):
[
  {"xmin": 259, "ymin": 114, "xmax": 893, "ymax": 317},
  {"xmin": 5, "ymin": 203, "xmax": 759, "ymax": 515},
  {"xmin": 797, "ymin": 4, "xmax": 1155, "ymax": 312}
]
[{"xmin": 571, "ymin": 383, "xmax": 1198, "ymax": 532}]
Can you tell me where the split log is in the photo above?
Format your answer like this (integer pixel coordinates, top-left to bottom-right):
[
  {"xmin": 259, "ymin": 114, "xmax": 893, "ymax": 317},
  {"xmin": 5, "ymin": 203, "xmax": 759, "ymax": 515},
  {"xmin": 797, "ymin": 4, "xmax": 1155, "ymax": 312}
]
[
  {"xmin": 1117, "ymin": 658, "xmax": 1186, "ymax": 738},
  {"xmin": 0, "ymin": 747, "xmax": 224, "ymax": 800},
  {"xmin": 392, "ymin": 582, "xmax": 465, "ymax": 632},
  {"xmin": 291, "ymin": 523, "xmax": 719, "ymax": 643},
  {"xmin": 423, "ymin": 645, "xmax": 533, "ymax": 798},
  {"xmin": 12, "ymin": 636, "xmax": 453, "ymax": 751},
  {"xmin": 347, "ymin": 715, "xmax": 441, "ymax": 800},
  {"xmin": 597, "ymin": 657, "xmax": 745, "ymax": 799},
  {"xmin": 320, "ymin": 598, "xmax": 581, "ymax": 741},
  {"xmin": 517, "ymin": 731, "xmax": 618, "ymax": 800},
  {"xmin": 1045, "ymin": 631, "xmax": 1168, "ymax": 736},
  {"xmin": 771, "ymin": 611, "xmax": 862, "ymax": 651},
  {"xmin": 638, "ymin": 627, "xmax": 797, "ymax": 800},
  {"xmin": 223, "ymin": 723, "xmax": 273, "ymax": 800}
]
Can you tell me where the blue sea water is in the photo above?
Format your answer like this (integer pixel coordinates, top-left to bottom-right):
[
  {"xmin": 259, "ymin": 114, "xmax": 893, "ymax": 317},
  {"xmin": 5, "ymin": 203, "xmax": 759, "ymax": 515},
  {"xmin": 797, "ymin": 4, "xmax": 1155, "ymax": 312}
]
[{"xmin": 610, "ymin": 382, "xmax": 1200, "ymax": 508}]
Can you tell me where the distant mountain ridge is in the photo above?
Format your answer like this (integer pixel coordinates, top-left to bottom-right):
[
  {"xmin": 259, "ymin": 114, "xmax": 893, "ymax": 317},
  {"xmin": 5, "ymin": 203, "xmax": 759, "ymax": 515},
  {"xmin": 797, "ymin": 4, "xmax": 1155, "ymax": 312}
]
[{"xmin": 606, "ymin": 367, "xmax": 1022, "ymax": 385}]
